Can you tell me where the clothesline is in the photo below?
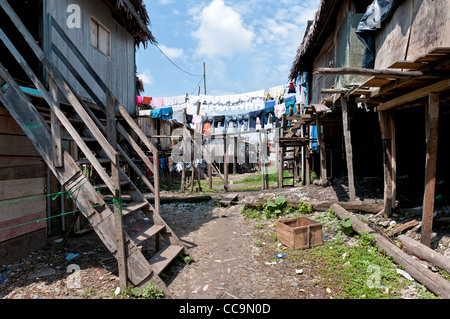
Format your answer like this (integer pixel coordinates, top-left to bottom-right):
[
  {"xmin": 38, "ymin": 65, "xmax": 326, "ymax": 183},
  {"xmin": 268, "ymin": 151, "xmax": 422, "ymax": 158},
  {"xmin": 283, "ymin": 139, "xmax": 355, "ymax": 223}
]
[{"xmin": 136, "ymin": 84, "xmax": 299, "ymax": 115}]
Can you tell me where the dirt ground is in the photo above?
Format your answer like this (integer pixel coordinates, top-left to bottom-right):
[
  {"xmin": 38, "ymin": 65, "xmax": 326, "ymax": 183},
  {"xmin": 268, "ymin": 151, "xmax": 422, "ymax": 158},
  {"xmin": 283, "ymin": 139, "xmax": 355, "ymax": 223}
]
[{"xmin": 1, "ymin": 176, "xmax": 449, "ymax": 300}]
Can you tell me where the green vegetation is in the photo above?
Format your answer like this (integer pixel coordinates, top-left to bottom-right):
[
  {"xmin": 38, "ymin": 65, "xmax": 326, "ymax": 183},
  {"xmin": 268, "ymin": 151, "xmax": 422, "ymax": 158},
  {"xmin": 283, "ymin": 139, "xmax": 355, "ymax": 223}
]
[
  {"xmin": 114, "ymin": 282, "xmax": 165, "ymax": 299},
  {"xmin": 242, "ymin": 201, "xmax": 439, "ymax": 299}
]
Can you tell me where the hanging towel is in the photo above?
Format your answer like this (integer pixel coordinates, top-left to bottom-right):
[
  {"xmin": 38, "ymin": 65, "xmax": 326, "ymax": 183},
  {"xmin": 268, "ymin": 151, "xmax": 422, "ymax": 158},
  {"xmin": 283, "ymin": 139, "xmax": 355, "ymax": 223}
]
[
  {"xmin": 269, "ymin": 85, "xmax": 284, "ymax": 100},
  {"xmin": 143, "ymin": 96, "xmax": 152, "ymax": 105},
  {"xmin": 151, "ymin": 108, "xmax": 161, "ymax": 119},
  {"xmin": 152, "ymin": 97, "xmax": 164, "ymax": 108},
  {"xmin": 192, "ymin": 114, "xmax": 202, "ymax": 125},
  {"xmin": 160, "ymin": 107, "xmax": 173, "ymax": 120},
  {"xmin": 136, "ymin": 96, "xmax": 143, "ymax": 105},
  {"xmin": 265, "ymin": 100, "xmax": 276, "ymax": 108},
  {"xmin": 285, "ymin": 96, "xmax": 296, "ymax": 115},
  {"xmin": 202, "ymin": 122, "xmax": 211, "ymax": 135},
  {"xmin": 275, "ymin": 103, "xmax": 286, "ymax": 119}
]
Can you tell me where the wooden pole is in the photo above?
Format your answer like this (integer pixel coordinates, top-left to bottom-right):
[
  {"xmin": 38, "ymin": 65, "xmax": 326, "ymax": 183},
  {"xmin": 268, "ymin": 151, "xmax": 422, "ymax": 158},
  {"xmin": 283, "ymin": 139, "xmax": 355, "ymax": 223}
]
[
  {"xmin": 224, "ymin": 134, "xmax": 229, "ymax": 191},
  {"xmin": 316, "ymin": 112, "xmax": 327, "ymax": 185},
  {"xmin": 259, "ymin": 131, "xmax": 265, "ymax": 190},
  {"xmin": 421, "ymin": 93, "xmax": 439, "ymax": 247},
  {"xmin": 379, "ymin": 110, "xmax": 393, "ymax": 218},
  {"xmin": 391, "ymin": 113, "xmax": 397, "ymax": 209},
  {"xmin": 106, "ymin": 90, "xmax": 127, "ymax": 291},
  {"xmin": 340, "ymin": 97, "xmax": 355, "ymax": 201}
]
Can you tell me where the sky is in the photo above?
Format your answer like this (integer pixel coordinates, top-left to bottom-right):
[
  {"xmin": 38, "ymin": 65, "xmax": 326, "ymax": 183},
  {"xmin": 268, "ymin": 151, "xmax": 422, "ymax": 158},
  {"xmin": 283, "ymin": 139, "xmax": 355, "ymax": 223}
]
[{"xmin": 136, "ymin": 0, "xmax": 320, "ymax": 98}]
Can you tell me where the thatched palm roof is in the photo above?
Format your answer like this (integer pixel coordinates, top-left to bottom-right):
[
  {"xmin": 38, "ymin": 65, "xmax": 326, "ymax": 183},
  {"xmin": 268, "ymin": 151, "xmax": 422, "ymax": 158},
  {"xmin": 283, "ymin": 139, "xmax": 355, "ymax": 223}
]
[
  {"xmin": 288, "ymin": 0, "xmax": 340, "ymax": 82},
  {"xmin": 105, "ymin": 0, "xmax": 157, "ymax": 47}
]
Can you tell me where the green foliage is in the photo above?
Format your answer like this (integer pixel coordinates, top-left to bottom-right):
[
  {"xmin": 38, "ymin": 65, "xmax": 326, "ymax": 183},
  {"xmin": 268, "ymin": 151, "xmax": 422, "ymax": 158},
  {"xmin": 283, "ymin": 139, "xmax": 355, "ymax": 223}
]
[
  {"xmin": 115, "ymin": 282, "xmax": 165, "ymax": 299},
  {"xmin": 263, "ymin": 196, "xmax": 292, "ymax": 219},
  {"xmin": 310, "ymin": 171, "xmax": 317, "ymax": 181},
  {"xmin": 338, "ymin": 216, "xmax": 354, "ymax": 235},
  {"xmin": 298, "ymin": 200, "xmax": 313, "ymax": 213}
]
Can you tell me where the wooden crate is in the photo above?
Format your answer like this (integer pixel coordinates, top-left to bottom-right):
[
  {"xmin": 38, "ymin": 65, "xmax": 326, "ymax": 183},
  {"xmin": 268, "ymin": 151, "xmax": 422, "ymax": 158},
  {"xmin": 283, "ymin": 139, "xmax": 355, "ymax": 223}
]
[{"xmin": 276, "ymin": 217, "xmax": 323, "ymax": 249}]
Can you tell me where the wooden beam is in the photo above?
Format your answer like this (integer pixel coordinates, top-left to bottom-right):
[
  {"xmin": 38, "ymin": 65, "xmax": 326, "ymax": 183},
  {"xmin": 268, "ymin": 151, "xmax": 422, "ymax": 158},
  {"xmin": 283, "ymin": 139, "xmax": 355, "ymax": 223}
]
[
  {"xmin": 321, "ymin": 88, "xmax": 348, "ymax": 94},
  {"xmin": 398, "ymin": 235, "xmax": 450, "ymax": 274},
  {"xmin": 315, "ymin": 67, "xmax": 425, "ymax": 78},
  {"xmin": 106, "ymin": 90, "xmax": 127, "ymax": 290},
  {"xmin": 340, "ymin": 97, "xmax": 355, "ymax": 201},
  {"xmin": 48, "ymin": 78, "xmax": 63, "ymax": 168},
  {"xmin": 379, "ymin": 111, "xmax": 393, "ymax": 218},
  {"xmin": 331, "ymin": 204, "xmax": 450, "ymax": 299},
  {"xmin": 377, "ymin": 79, "xmax": 450, "ymax": 111},
  {"xmin": 421, "ymin": 93, "xmax": 439, "ymax": 247}
]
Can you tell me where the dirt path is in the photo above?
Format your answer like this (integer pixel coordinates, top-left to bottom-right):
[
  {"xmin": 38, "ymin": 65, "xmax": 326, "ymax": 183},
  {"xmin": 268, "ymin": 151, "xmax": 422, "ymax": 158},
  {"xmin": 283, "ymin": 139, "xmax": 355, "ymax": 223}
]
[{"xmin": 161, "ymin": 199, "xmax": 329, "ymax": 299}]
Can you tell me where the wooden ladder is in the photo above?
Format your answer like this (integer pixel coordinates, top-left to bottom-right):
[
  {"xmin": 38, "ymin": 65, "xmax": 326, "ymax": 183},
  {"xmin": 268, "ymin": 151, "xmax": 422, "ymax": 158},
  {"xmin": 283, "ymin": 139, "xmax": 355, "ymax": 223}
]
[{"xmin": 0, "ymin": 0, "xmax": 184, "ymax": 294}]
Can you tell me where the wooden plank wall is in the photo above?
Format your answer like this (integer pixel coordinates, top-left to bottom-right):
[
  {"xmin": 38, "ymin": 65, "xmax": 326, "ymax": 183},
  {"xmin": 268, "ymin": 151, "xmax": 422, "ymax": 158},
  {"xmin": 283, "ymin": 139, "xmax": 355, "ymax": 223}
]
[
  {"xmin": 0, "ymin": 106, "xmax": 47, "ymax": 264},
  {"xmin": 374, "ymin": 0, "xmax": 450, "ymax": 69},
  {"xmin": 47, "ymin": 0, "xmax": 136, "ymax": 115}
]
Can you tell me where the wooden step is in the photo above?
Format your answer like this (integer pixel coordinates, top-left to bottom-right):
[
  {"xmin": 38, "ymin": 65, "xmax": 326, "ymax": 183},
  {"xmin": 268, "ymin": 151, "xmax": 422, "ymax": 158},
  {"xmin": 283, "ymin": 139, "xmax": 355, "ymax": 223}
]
[
  {"xmin": 96, "ymin": 180, "xmax": 130, "ymax": 190},
  {"xmin": 121, "ymin": 201, "xmax": 149, "ymax": 216},
  {"xmin": 62, "ymin": 136, "xmax": 98, "ymax": 142},
  {"xmin": 75, "ymin": 158, "xmax": 111, "ymax": 165},
  {"xmin": 148, "ymin": 245, "xmax": 184, "ymax": 275},
  {"xmin": 129, "ymin": 224, "xmax": 166, "ymax": 246}
]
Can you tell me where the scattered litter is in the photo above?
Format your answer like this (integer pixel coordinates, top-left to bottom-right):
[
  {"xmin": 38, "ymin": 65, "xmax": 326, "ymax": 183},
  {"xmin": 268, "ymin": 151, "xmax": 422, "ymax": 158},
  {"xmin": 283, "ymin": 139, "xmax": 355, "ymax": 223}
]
[
  {"xmin": 65, "ymin": 253, "xmax": 79, "ymax": 261},
  {"xmin": 341, "ymin": 252, "xmax": 349, "ymax": 259},
  {"xmin": 54, "ymin": 238, "xmax": 63, "ymax": 243},
  {"xmin": 295, "ymin": 269, "xmax": 303, "ymax": 275},
  {"xmin": 275, "ymin": 254, "xmax": 285, "ymax": 259},
  {"xmin": 264, "ymin": 261, "xmax": 277, "ymax": 266},
  {"xmin": 129, "ymin": 227, "xmax": 143, "ymax": 232},
  {"xmin": 202, "ymin": 284, "xmax": 209, "ymax": 291},
  {"xmin": 326, "ymin": 288, "xmax": 332, "ymax": 294},
  {"xmin": 114, "ymin": 287, "xmax": 121, "ymax": 295},
  {"xmin": 397, "ymin": 269, "xmax": 414, "ymax": 281}
]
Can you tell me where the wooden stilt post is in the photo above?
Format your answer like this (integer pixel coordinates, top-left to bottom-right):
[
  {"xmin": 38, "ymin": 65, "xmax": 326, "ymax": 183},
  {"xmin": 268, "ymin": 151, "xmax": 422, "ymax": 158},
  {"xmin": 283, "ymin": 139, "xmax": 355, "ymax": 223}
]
[
  {"xmin": 421, "ymin": 93, "xmax": 439, "ymax": 247},
  {"xmin": 341, "ymin": 96, "xmax": 355, "ymax": 201},
  {"xmin": 379, "ymin": 110, "xmax": 393, "ymax": 218},
  {"xmin": 316, "ymin": 112, "xmax": 327, "ymax": 185},
  {"xmin": 259, "ymin": 130, "xmax": 265, "ymax": 190},
  {"xmin": 106, "ymin": 90, "xmax": 127, "ymax": 291},
  {"xmin": 276, "ymin": 127, "xmax": 281, "ymax": 188},
  {"xmin": 233, "ymin": 136, "xmax": 237, "ymax": 175},
  {"xmin": 391, "ymin": 113, "xmax": 397, "ymax": 208},
  {"xmin": 224, "ymin": 134, "xmax": 229, "ymax": 191}
]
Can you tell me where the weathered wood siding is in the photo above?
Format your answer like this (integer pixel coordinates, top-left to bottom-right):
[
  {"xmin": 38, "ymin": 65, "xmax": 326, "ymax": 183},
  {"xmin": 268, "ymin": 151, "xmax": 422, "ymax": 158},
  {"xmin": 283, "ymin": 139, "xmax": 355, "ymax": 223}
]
[
  {"xmin": 46, "ymin": 0, "xmax": 136, "ymax": 114},
  {"xmin": 375, "ymin": 0, "xmax": 450, "ymax": 69},
  {"xmin": 0, "ymin": 106, "xmax": 47, "ymax": 264}
]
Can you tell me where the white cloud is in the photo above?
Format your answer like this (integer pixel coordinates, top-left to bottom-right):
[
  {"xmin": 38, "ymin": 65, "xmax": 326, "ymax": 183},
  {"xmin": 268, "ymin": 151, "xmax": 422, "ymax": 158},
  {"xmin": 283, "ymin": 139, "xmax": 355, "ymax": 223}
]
[
  {"xmin": 137, "ymin": 70, "xmax": 154, "ymax": 86},
  {"xmin": 158, "ymin": 0, "xmax": 174, "ymax": 5},
  {"xmin": 158, "ymin": 44, "xmax": 185, "ymax": 60},
  {"xmin": 192, "ymin": 0, "xmax": 254, "ymax": 58}
]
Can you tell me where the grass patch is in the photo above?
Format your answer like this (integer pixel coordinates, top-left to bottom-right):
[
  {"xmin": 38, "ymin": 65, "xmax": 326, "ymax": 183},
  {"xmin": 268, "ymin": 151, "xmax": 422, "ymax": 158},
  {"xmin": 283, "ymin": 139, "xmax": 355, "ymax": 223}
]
[{"xmin": 289, "ymin": 233, "xmax": 435, "ymax": 299}]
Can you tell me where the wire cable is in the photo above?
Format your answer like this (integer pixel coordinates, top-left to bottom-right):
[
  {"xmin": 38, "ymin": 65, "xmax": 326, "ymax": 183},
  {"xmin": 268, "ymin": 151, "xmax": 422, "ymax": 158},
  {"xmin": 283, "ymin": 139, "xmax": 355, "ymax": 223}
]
[
  {"xmin": 155, "ymin": 44, "xmax": 204, "ymax": 78},
  {"xmin": 191, "ymin": 75, "xmax": 205, "ymax": 95}
]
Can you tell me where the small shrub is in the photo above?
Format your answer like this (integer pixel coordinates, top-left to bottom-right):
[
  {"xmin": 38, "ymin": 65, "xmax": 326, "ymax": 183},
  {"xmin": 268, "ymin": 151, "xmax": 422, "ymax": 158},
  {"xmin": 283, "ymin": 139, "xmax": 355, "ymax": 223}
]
[{"xmin": 338, "ymin": 216, "xmax": 353, "ymax": 235}]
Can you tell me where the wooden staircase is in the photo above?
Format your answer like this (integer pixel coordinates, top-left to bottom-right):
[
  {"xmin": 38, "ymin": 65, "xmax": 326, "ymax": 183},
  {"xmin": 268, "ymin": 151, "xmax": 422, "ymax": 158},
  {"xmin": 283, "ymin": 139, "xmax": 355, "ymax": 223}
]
[{"xmin": 0, "ymin": 0, "xmax": 183, "ymax": 294}]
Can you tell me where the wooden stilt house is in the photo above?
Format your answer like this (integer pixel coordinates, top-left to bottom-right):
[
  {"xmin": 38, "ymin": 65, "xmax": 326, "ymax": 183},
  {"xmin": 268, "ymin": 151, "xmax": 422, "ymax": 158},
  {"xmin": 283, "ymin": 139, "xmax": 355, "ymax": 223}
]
[
  {"xmin": 0, "ymin": 0, "xmax": 184, "ymax": 294},
  {"xmin": 291, "ymin": 0, "xmax": 450, "ymax": 247}
]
